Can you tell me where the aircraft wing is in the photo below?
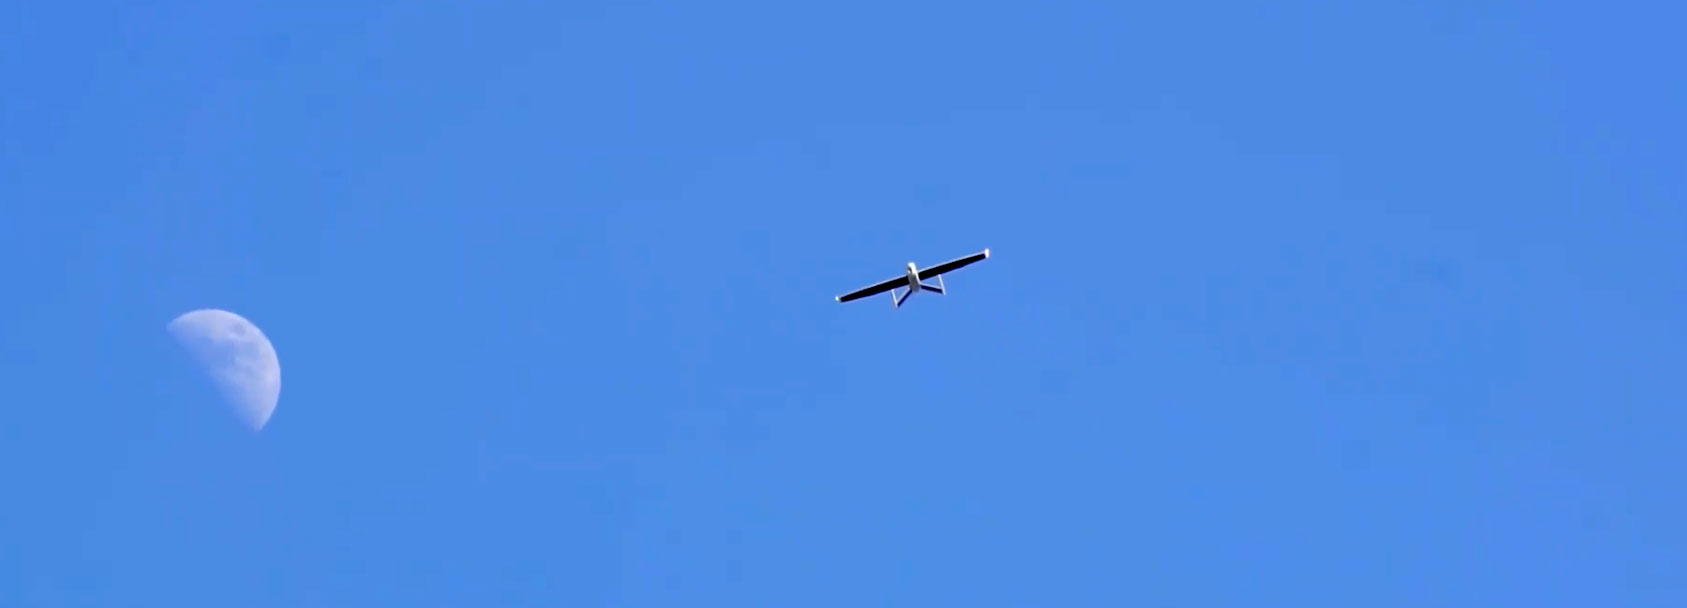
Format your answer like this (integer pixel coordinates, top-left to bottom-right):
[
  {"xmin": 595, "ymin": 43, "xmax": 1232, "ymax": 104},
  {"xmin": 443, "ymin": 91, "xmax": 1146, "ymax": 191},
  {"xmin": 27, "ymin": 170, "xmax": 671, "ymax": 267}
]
[
  {"xmin": 917, "ymin": 248, "xmax": 990, "ymax": 279},
  {"xmin": 835, "ymin": 275, "xmax": 906, "ymax": 302}
]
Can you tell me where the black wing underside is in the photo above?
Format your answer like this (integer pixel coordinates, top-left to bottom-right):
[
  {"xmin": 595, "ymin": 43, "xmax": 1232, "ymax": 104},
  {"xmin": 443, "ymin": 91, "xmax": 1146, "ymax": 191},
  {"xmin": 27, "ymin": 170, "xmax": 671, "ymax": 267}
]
[
  {"xmin": 917, "ymin": 249, "xmax": 989, "ymax": 279},
  {"xmin": 835, "ymin": 275, "xmax": 907, "ymax": 302}
]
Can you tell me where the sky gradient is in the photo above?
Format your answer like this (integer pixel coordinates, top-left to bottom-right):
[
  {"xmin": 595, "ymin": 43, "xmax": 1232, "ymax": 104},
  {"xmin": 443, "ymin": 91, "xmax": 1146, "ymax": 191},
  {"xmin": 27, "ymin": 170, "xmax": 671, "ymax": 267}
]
[{"xmin": 2, "ymin": 1, "xmax": 1684, "ymax": 605}]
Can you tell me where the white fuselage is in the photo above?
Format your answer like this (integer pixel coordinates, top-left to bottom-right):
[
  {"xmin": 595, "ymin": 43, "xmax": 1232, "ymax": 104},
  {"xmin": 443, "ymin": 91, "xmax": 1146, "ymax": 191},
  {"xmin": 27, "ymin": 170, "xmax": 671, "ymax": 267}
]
[{"xmin": 905, "ymin": 262, "xmax": 920, "ymax": 289}]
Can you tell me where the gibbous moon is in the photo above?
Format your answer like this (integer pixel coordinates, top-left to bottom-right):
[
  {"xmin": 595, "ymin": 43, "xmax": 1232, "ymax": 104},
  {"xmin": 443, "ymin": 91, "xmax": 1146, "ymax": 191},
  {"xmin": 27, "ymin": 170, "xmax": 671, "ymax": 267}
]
[{"xmin": 167, "ymin": 308, "xmax": 281, "ymax": 431}]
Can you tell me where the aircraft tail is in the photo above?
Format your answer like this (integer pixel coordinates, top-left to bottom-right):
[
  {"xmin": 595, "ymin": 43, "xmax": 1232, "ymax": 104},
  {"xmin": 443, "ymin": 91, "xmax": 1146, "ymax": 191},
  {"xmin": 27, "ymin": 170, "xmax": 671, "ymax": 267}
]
[
  {"xmin": 894, "ymin": 287, "xmax": 915, "ymax": 308},
  {"xmin": 893, "ymin": 275, "xmax": 945, "ymax": 308}
]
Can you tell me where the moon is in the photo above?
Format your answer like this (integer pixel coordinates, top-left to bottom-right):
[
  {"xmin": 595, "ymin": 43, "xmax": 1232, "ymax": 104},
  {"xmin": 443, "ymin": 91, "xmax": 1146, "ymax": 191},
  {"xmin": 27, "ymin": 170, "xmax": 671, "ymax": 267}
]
[{"xmin": 167, "ymin": 309, "xmax": 281, "ymax": 431}]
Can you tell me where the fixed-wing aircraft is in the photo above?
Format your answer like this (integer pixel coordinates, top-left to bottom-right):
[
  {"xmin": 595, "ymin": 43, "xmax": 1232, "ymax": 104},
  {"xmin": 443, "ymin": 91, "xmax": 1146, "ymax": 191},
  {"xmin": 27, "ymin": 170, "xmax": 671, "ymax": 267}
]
[{"xmin": 835, "ymin": 248, "xmax": 990, "ymax": 308}]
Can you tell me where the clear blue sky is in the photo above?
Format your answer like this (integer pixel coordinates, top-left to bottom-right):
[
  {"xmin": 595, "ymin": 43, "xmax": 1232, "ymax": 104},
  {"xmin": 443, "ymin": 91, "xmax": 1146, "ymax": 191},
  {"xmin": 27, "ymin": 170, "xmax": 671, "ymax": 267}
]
[{"xmin": 3, "ymin": 1, "xmax": 1683, "ymax": 605}]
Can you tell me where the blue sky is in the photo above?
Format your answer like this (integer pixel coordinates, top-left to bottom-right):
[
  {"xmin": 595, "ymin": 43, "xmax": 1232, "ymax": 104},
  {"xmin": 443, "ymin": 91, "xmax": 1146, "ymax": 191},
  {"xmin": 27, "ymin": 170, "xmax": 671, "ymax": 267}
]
[{"xmin": 3, "ymin": 1, "xmax": 1684, "ymax": 605}]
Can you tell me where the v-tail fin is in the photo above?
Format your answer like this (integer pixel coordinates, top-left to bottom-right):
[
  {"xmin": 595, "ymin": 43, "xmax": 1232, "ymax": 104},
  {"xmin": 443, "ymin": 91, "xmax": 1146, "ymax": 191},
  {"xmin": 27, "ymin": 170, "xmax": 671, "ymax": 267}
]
[{"xmin": 894, "ymin": 287, "xmax": 914, "ymax": 308}]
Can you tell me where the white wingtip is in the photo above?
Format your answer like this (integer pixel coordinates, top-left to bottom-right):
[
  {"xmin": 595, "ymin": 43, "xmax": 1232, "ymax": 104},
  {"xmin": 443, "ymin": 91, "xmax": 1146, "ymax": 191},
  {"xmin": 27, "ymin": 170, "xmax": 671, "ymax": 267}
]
[{"xmin": 984, "ymin": 248, "xmax": 990, "ymax": 257}]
